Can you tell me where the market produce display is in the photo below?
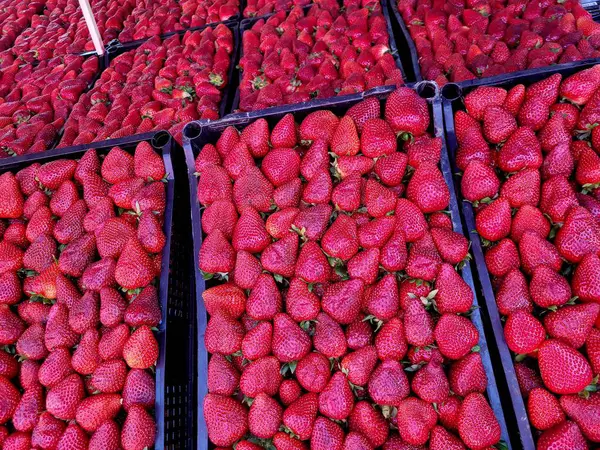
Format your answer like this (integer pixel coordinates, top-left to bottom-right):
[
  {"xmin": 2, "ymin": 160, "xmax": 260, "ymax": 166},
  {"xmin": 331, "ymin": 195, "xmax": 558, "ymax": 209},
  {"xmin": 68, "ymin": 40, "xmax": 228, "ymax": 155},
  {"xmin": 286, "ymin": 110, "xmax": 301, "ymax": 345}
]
[
  {"xmin": 196, "ymin": 87, "xmax": 506, "ymax": 449},
  {"xmin": 57, "ymin": 24, "xmax": 234, "ymax": 148},
  {"xmin": 0, "ymin": 141, "xmax": 167, "ymax": 450},
  {"xmin": 9, "ymin": 0, "xmax": 136, "ymax": 59},
  {"xmin": 454, "ymin": 65, "xmax": 600, "ymax": 448},
  {"xmin": 237, "ymin": 0, "xmax": 403, "ymax": 112},
  {"xmin": 0, "ymin": 54, "xmax": 98, "ymax": 157},
  {"xmin": 396, "ymin": 0, "xmax": 600, "ymax": 84},
  {"xmin": 0, "ymin": 0, "xmax": 45, "ymax": 53},
  {"xmin": 118, "ymin": 0, "xmax": 239, "ymax": 43}
]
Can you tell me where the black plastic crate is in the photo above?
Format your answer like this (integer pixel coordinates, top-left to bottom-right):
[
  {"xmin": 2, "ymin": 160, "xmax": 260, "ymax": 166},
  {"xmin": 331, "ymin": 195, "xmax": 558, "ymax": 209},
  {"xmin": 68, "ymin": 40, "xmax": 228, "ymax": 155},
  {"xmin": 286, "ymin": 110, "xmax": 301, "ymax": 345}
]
[
  {"xmin": 0, "ymin": 131, "xmax": 195, "ymax": 450},
  {"xmin": 389, "ymin": 0, "xmax": 600, "ymax": 87},
  {"xmin": 183, "ymin": 82, "xmax": 511, "ymax": 450},
  {"xmin": 440, "ymin": 62, "xmax": 600, "ymax": 450},
  {"xmin": 227, "ymin": 0, "xmax": 406, "ymax": 117}
]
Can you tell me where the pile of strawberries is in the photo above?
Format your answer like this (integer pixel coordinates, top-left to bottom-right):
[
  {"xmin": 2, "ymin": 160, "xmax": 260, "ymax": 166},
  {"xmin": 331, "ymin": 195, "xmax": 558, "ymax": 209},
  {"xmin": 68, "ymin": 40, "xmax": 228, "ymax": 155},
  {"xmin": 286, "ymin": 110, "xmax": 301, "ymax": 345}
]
[
  {"xmin": 0, "ymin": 55, "xmax": 98, "ymax": 157},
  {"xmin": 238, "ymin": 0, "xmax": 403, "ymax": 112},
  {"xmin": 9, "ymin": 0, "xmax": 136, "ymax": 59},
  {"xmin": 0, "ymin": 141, "xmax": 167, "ymax": 450},
  {"xmin": 397, "ymin": 0, "xmax": 600, "ymax": 84},
  {"xmin": 117, "ymin": 0, "xmax": 239, "ymax": 43},
  {"xmin": 0, "ymin": 0, "xmax": 45, "ymax": 53},
  {"xmin": 196, "ymin": 87, "xmax": 505, "ymax": 449},
  {"xmin": 243, "ymin": 0, "xmax": 311, "ymax": 19},
  {"xmin": 57, "ymin": 25, "xmax": 233, "ymax": 148},
  {"xmin": 455, "ymin": 65, "xmax": 600, "ymax": 448}
]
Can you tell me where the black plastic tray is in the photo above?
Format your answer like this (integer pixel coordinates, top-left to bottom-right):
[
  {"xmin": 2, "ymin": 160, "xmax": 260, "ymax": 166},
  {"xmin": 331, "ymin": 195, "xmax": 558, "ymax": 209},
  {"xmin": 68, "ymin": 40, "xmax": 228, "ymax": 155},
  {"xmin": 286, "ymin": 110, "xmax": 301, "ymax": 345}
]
[
  {"xmin": 183, "ymin": 82, "xmax": 511, "ymax": 450},
  {"xmin": 0, "ymin": 131, "xmax": 195, "ymax": 450},
  {"xmin": 439, "ymin": 62, "xmax": 600, "ymax": 450},
  {"xmin": 227, "ymin": 0, "xmax": 406, "ymax": 116},
  {"xmin": 107, "ymin": 21, "xmax": 239, "ymax": 121},
  {"xmin": 389, "ymin": 0, "xmax": 600, "ymax": 87}
]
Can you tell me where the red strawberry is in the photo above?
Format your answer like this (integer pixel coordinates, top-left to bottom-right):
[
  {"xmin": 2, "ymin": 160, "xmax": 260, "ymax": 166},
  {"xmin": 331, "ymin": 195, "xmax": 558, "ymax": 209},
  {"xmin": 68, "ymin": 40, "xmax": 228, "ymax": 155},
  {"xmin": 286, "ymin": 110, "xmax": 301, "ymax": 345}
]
[
  {"xmin": 485, "ymin": 238, "xmax": 520, "ymax": 277},
  {"xmin": 89, "ymin": 420, "xmax": 120, "ymax": 450},
  {"xmin": 361, "ymin": 118, "xmax": 396, "ymax": 158},
  {"xmin": 122, "ymin": 369, "xmax": 155, "ymax": 411},
  {"xmin": 321, "ymin": 214, "xmax": 359, "ymax": 261},
  {"xmin": 405, "ymin": 232, "xmax": 442, "ymax": 281},
  {"xmin": 101, "ymin": 147, "xmax": 134, "ymax": 184},
  {"xmin": 233, "ymin": 166, "xmax": 274, "ymax": 213},
  {"xmin": 318, "ymin": 371, "xmax": 354, "ymax": 420},
  {"xmin": 497, "ymin": 127, "xmax": 542, "ymax": 173},
  {"xmin": 434, "ymin": 314, "xmax": 479, "ymax": 360},
  {"xmin": 449, "ymin": 351, "xmax": 487, "ymax": 397},
  {"xmin": 248, "ymin": 393, "xmax": 282, "ymax": 439},
  {"xmin": 311, "ymin": 417, "xmax": 344, "ymax": 450},
  {"xmin": 12, "ymin": 384, "xmax": 43, "ymax": 432},
  {"xmin": 0, "ymin": 376, "xmax": 20, "ymax": 424},
  {"xmin": 464, "ymin": 86, "xmax": 507, "ymax": 120},
  {"xmin": 241, "ymin": 119, "xmax": 270, "ymax": 157},
  {"xmin": 134, "ymin": 142, "xmax": 165, "ymax": 181},
  {"xmin": 123, "ymin": 325, "xmax": 158, "ymax": 369},
  {"xmin": 75, "ymin": 394, "xmax": 121, "ymax": 432},
  {"xmin": 483, "ymin": 105, "xmax": 516, "ymax": 143},
  {"xmin": 283, "ymin": 393, "xmax": 318, "ymax": 440},
  {"xmin": 572, "ymin": 253, "xmax": 600, "ymax": 302},
  {"xmin": 295, "ymin": 241, "xmax": 331, "ymax": 283},
  {"xmin": 385, "ymin": 87, "xmax": 429, "ymax": 138},
  {"xmin": 537, "ymin": 421, "xmax": 588, "ymax": 450},
  {"xmin": 205, "ymin": 312, "xmax": 244, "ymax": 355},
  {"xmin": 279, "ymin": 380, "xmax": 302, "ymax": 406},
  {"xmin": 331, "ymin": 115, "xmax": 360, "ymax": 157},
  {"xmin": 31, "ymin": 412, "xmax": 65, "ymax": 449},
  {"xmin": 271, "ymin": 114, "xmax": 297, "ymax": 148},
  {"xmin": 71, "ymin": 329, "xmax": 101, "ymax": 375},
  {"xmin": 341, "ymin": 346, "xmax": 378, "ymax": 386},
  {"xmin": 299, "ymin": 111, "xmax": 339, "ymax": 145},
  {"xmin": 0, "ymin": 173, "xmax": 24, "ymax": 219},
  {"xmin": 461, "ymin": 161, "xmax": 500, "ymax": 203},
  {"xmin": 376, "ymin": 317, "xmax": 408, "ymax": 360},
  {"xmin": 262, "ymin": 149, "xmax": 301, "ymax": 187},
  {"xmin": 539, "ymin": 339, "xmax": 593, "ymax": 394},
  {"xmin": 395, "ymin": 397, "xmax": 437, "ymax": 446},
  {"xmin": 56, "ymin": 424, "xmax": 88, "ymax": 450},
  {"xmin": 322, "ymin": 279, "xmax": 364, "ymax": 325},
  {"xmin": 296, "ymin": 352, "xmax": 331, "ymax": 393},
  {"xmin": 348, "ymin": 401, "xmax": 389, "ymax": 447},
  {"xmin": 44, "ymin": 303, "xmax": 78, "ymax": 351},
  {"xmin": 261, "ymin": 233, "xmax": 299, "ymax": 277},
  {"xmin": 510, "ymin": 205, "xmax": 550, "ymax": 242},
  {"xmin": 528, "ymin": 387, "xmax": 565, "ymax": 431},
  {"xmin": 500, "ymin": 169, "xmax": 541, "ymax": 208},
  {"xmin": 458, "ymin": 393, "xmax": 501, "ymax": 448},
  {"xmin": 313, "ymin": 312, "xmax": 347, "ymax": 358},
  {"xmin": 272, "ymin": 313, "xmax": 311, "ymax": 362},
  {"xmin": 46, "ymin": 373, "xmax": 85, "ymax": 420},
  {"xmin": 406, "ymin": 162, "xmax": 449, "ymax": 213},
  {"xmin": 555, "ymin": 205, "xmax": 600, "ymax": 263},
  {"xmin": 434, "ymin": 263, "xmax": 473, "ymax": 314},
  {"xmin": 411, "ymin": 358, "xmax": 449, "ymax": 403},
  {"xmin": 544, "ymin": 303, "xmax": 599, "ymax": 349},
  {"xmin": 504, "ymin": 310, "xmax": 545, "ymax": 355},
  {"xmin": 121, "ymin": 405, "xmax": 156, "ymax": 450},
  {"xmin": 368, "ymin": 360, "xmax": 410, "ymax": 405},
  {"xmin": 240, "ymin": 356, "xmax": 282, "ymax": 398},
  {"xmin": 475, "ymin": 198, "xmax": 511, "ymax": 242},
  {"xmin": 560, "ymin": 393, "xmax": 600, "ymax": 442},
  {"xmin": 519, "ymin": 231, "xmax": 562, "ymax": 275},
  {"xmin": 39, "ymin": 348, "xmax": 74, "ymax": 388},
  {"xmin": 529, "ymin": 265, "xmax": 571, "ymax": 308}
]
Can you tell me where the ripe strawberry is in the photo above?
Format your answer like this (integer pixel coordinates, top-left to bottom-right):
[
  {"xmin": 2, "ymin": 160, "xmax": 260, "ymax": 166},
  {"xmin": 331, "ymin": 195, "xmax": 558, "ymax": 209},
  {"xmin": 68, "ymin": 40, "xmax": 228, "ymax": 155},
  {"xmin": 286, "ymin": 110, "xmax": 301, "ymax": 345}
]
[
  {"xmin": 262, "ymin": 149, "xmax": 301, "ymax": 187},
  {"xmin": 90, "ymin": 359, "xmax": 127, "ymax": 394},
  {"xmin": 321, "ymin": 214, "xmax": 359, "ymax": 261},
  {"xmin": 99, "ymin": 287, "xmax": 127, "ymax": 327},
  {"xmin": 483, "ymin": 105, "xmax": 517, "ymax": 143},
  {"xmin": 434, "ymin": 263, "xmax": 473, "ymax": 314},
  {"xmin": 365, "ymin": 274, "xmax": 399, "ymax": 320},
  {"xmin": 332, "ymin": 174, "xmax": 361, "ymax": 212},
  {"xmin": 274, "ymin": 178, "xmax": 302, "ymax": 209},
  {"xmin": 411, "ymin": 358, "xmax": 449, "ymax": 403},
  {"xmin": 510, "ymin": 205, "xmax": 550, "ymax": 242},
  {"xmin": 270, "ymin": 114, "xmax": 297, "ymax": 148},
  {"xmin": 348, "ymin": 401, "xmax": 389, "ymax": 447},
  {"xmin": 12, "ymin": 384, "xmax": 43, "ymax": 432},
  {"xmin": 240, "ymin": 356, "xmax": 282, "ymax": 398},
  {"xmin": 368, "ymin": 359, "xmax": 410, "ymax": 405},
  {"xmin": 295, "ymin": 352, "xmax": 331, "ymax": 394},
  {"xmin": 233, "ymin": 166, "xmax": 274, "ymax": 213},
  {"xmin": 405, "ymin": 232, "xmax": 442, "ymax": 281},
  {"xmin": 434, "ymin": 314, "xmax": 479, "ymax": 360},
  {"xmin": 520, "ymin": 231, "xmax": 562, "ymax": 275},
  {"xmin": 248, "ymin": 393, "xmax": 282, "ymax": 439},
  {"xmin": 56, "ymin": 423, "xmax": 88, "ymax": 450},
  {"xmin": 376, "ymin": 317, "xmax": 408, "ymax": 360},
  {"xmin": 246, "ymin": 273, "xmax": 282, "ymax": 320},
  {"xmin": 75, "ymin": 393, "xmax": 121, "ymax": 432},
  {"xmin": 123, "ymin": 325, "xmax": 159, "ymax": 369},
  {"xmin": 272, "ymin": 313, "xmax": 311, "ymax": 362},
  {"xmin": 343, "ymin": 431, "xmax": 372, "ymax": 450},
  {"xmin": 205, "ymin": 312, "xmax": 243, "ymax": 355},
  {"xmin": 88, "ymin": 420, "xmax": 120, "ymax": 450},
  {"xmin": 31, "ymin": 412, "xmax": 65, "ymax": 449},
  {"xmin": 475, "ymin": 198, "xmax": 511, "ymax": 242},
  {"xmin": 341, "ymin": 346, "xmax": 378, "ymax": 387},
  {"xmin": 395, "ymin": 397, "xmax": 437, "ymax": 446},
  {"xmin": 504, "ymin": 310, "xmax": 546, "ymax": 355},
  {"xmin": 101, "ymin": 147, "xmax": 135, "ymax": 184},
  {"xmin": 261, "ymin": 233, "xmax": 299, "ymax": 277},
  {"xmin": 528, "ymin": 387, "xmax": 565, "ymax": 431},
  {"xmin": 121, "ymin": 404, "xmax": 156, "ymax": 450},
  {"xmin": 555, "ymin": 206, "xmax": 600, "ymax": 263},
  {"xmin": 539, "ymin": 339, "xmax": 593, "ymax": 394},
  {"xmin": 385, "ymin": 87, "xmax": 429, "ymax": 138},
  {"xmin": 241, "ymin": 119, "xmax": 270, "ymax": 158},
  {"xmin": 311, "ymin": 417, "xmax": 344, "ymax": 450},
  {"xmin": 53, "ymin": 200, "xmax": 87, "ymax": 244},
  {"xmin": 529, "ymin": 265, "xmax": 571, "ymax": 308},
  {"xmin": 0, "ymin": 173, "xmax": 24, "ymax": 219},
  {"xmin": 537, "ymin": 421, "xmax": 588, "ymax": 450},
  {"xmin": 361, "ymin": 118, "xmax": 396, "ymax": 158},
  {"xmin": 448, "ymin": 350, "xmax": 487, "ymax": 397},
  {"xmin": 485, "ymin": 238, "xmax": 520, "ymax": 277},
  {"xmin": 313, "ymin": 312, "xmax": 347, "ymax": 358},
  {"xmin": 318, "ymin": 371, "xmax": 354, "ymax": 420},
  {"xmin": 279, "ymin": 380, "xmax": 302, "ymax": 407},
  {"xmin": 44, "ymin": 303, "xmax": 78, "ymax": 351},
  {"xmin": 464, "ymin": 87, "xmax": 507, "ymax": 120},
  {"xmin": 322, "ymin": 278, "xmax": 365, "ymax": 325},
  {"xmin": 299, "ymin": 111, "xmax": 339, "ymax": 145},
  {"xmin": 331, "ymin": 115, "xmax": 360, "ymax": 157},
  {"xmin": 572, "ymin": 253, "xmax": 600, "ymax": 302},
  {"xmin": 295, "ymin": 241, "xmax": 331, "ymax": 283},
  {"xmin": 37, "ymin": 160, "xmax": 77, "ymax": 190},
  {"xmin": 38, "ymin": 348, "xmax": 74, "ymax": 388},
  {"xmin": 46, "ymin": 373, "xmax": 84, "ymax": 420},
  {"xmin": 497, "ymin": 127, "xmax": 543, "ymax": 173},
  {"xmin": 0, "ymin": 375, "xmax": 21, "ymax": 424},
  {"xmin": 197, "ymin": 166, "xmax": 232, "ymax": 206},
  {"xmin": 71, "ymin": 329, "xmax": 101, "ymax": 375},
  {"xmin": 134, "ymin": 142, "xmax": 165, "ymax": 181},
  {"xmin": 122, "ymin": 369, "xmax": 155, "ymax": 411},
  {"xmin": 500, "ymin": 168, "xmax": 541, "ymax": 208},
  {"xmin": 300, "ymin": 140, "xmax": 329, "ymax": 181},
  {"xmin": 16, "ymin": 323, "xmax": 47, "ymax": 361},
  {"xmin": 406, "ymin": 162, "xmax": 449, "ymax": 213},
  {"xmin": 283, "ymin": 392, "xmax": 318, "ymax": 440},
  {"xmin": 461, "ymin": 161, "xmax": 500, "ymax": 203},
  {"xmin": 544, "ymin": 303, "xmax": 599, "ymax": 349}
]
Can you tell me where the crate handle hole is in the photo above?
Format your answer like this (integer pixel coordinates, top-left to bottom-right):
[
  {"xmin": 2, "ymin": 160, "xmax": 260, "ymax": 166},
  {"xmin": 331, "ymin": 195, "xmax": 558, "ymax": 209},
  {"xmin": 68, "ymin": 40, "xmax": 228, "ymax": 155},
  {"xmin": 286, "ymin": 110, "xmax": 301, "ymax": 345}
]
[
  {"xmin": 152, "ymin": 131, "xmax": 171, "ymax": 149},
  {"xmin": 415, "ymin": 81, "xmax": 438, "ymax": 100},
  {"xmin": 441, "ymin": 83, "xmax": 462, "ymax": 102},
  {"xmin": 183, "ymin": 122, "xmax": 202, "ymax": 141}
]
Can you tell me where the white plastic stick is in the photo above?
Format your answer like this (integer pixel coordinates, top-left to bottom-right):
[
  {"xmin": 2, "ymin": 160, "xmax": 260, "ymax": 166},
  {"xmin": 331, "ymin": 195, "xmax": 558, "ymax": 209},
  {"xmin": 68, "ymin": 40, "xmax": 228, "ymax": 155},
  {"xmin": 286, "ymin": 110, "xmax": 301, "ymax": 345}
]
[{"xmin": 79, "ymin": 0, "xmax": 104, "ymax": 56}]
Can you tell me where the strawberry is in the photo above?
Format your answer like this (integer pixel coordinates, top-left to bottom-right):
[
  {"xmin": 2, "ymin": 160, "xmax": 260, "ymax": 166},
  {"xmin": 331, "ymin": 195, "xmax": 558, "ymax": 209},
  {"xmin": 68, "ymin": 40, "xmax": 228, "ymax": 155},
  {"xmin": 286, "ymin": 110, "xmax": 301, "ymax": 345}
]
[
  {"xmin": 500, "ymin": 168, "xmax": 541, "ymax": 208},
  {"xmin": 208, "ymin": 353, "xmax": 240, "ymax": 396},
  {"xmin": 313, "ymin": 312, "xmax": 347, "ymax": 358},
  {"xmin": 461, "ymin": 161, "xmax": 500, "ymax": 203},
  {"xmin": 449, "ymin": 351, "xmax": 487, "ymax": 397},
  {"xmin": 368, "ymin": 359, "xmax": 410, "ymax": 405},
  {"xmin": 274, "ymin": 179, "xmax": 302, "ymax": 209},
  {"xmin": 464, "ymin": 86, "xmax": 507, "ymax": 120},
  {"xmin": 539, "ymin": 339, "xmax": 593, "ymax": 394},
  {"xmin": 53, "ymin": 200, "xmax": 87, "ymax": 244},
  {"xmin": 527, "ymin": 387, "xmax": 565, "ymax": 431},
  {"xmin": 411, "ymin": 358, "xmax": 449, "ymax": 403},
  {"xmin": 240, "ymin": 356, "xmax": 282, "ymax": 398},
  {"xmin": 89, "ymin": 420, "xmax": 120, "ymax": 450},
  {"xmin": 0, "ymin": 242, "xmax": 24, "ymax": 275},
  {"xmin": 537, "ymin": 421, "xmax": 588, "ymax": 450},
  {"xmin": 248, "ymin": 393, "xmax": 282, "ymax": 439},
  {"xmin": 70, "ymin": 328, "xmax": 101, "ymax": 376},
  {"xmin": 361, "ymin": 118, "xmax": 396, "ymax": 158},
  {"xmin": 555, "ymin": 205, "xmax": 600, "ymax": 263},
  {"xmin": 510, "ymin": 205, "xmax": 550, "ymax": 242},
  {"xmin": 560, "ymin": 393, "xmax": 600, "ymax": 442},
  {"xmin": 395, "ymin": 397, "xmax": 437, "ymax": 446},
  {"xmin": 385, "ymin": 87, "xmax": 429, "ymax": 138},
  {"xmin": 311, "ymin": 417, "xmax": 344, "ymax": 450},
  {"xmin": 38, "ymin": 348, "xmax": 74, "ymax": 388},
  {"xmin": 233, "ymin": 166, "xmax": 274, "ymax": 213},
  {"xmin": 101, "ymin": 147, "xmax": 135, "ymax": 184},
  {"xmin": 197, "ymin": 166, "xmax": 232, "ymax": 206},
  {"xmin": 296, "ymin": 352, "xmax": 331, "ymax": 393},
  {"xmin": 262, "ymin": 149, "xmax": 301, "ymax": 187},
  {"xmin": 365, "ymin": 274, "xmax": 399, "ymax": 320},
  {"xmin": 75, "ymin": 393, "xmax": 122, "ymax": 432},
  {"xmin": 542, "ymin": 143, "xmax": 574, "ymax": 179},
  {"xmin": 348, "ymin": 401, "xmax": 389, "ymax": 447},
  {"xmin": 31, "ymin": 412, "xmax": 65, "ymax": 449},
  {"xmin": 202, "ymin": 200, "xmax": 238, "ymax": 240},
  {"xmin": 37, "ymin": 160, "xmax": 77, "ymax": 190},
  {"xmin": 504, "ymin": 310, "xmax": 545, "ymax": 355},
  {"xmin": 16, "ymin": 324, "xmax": 47, "ymax": 361},
  {"xmin": 90, "ymin": 359, "xmax": 127, "ymax": 393},
  {"xmin": 544, "ymin": 303, "xmax": 599, "ymax": 349},
  {"xmin": 475, "ymin": 198, "xmax": 511, "ymax": 242},
  {"xmin": 56, "ymin": 424, "xmax": 88, "ymax": 450},
  {"xmin": 434, "ymin": 314, "xmax": 479, "ymax": 360},
  {"xmin": 483, "ymin": 105, "xmax": 516, "ymax": 144},
  {"xmin": 332, "ymin": 174, "xmax": 361, "ymax": 213},
  {"xmin": 406, "ymin": 162, "xmax": 449, "ymax": 213},
  {"xmin": 0, "ymin": 375, "xmax": 20, "ymax": 424},
  {"xmin": 343, "ymin": 432, "xmax": 372, "ymax": 450},
  {"xmin": 379, "ymin": 229, "xmax": 408, "ymax": 272},
  {"xmin": 573, "ymin": 253, "xmax": 600, "ymax": 302},
  {"xmin": 49, "ymin": 181, "xmax": 79, "ymax": 217},
  {"xmin": 123, "ymin": 325, "xmax": 159, "ymax": 369},
  {"xmin": 497, "ymin": 127, "xmax": 543, "ymax": 173},
  {"xmin": 520, "ymin": 231, "xmax": 562, "ymax": 275},
  {"xmin": 405, "ymin": 232, "xmax": 442, "ymax": 281},
  {"xmin": 272, "ymin": 313, "xmax": 311, "ymax": 362},
  {"xmin": 46, "ymin": 373, "xmax": 84, "ymax": 420},
  {"xmin": 279, "ymin": 380, "xmax": 302, "ymax": 406},
  {"xmin": 246, "ymin": 273, "xmax": 282, "ymax": 320},
  {"xmin": 121, "ymin": 405, "xmax": 156, "ymax": 450},
  {"xmin": 301, "ymin": 140, "xmax": 329, "ymax": 181},
  {"xmin": 271, "ymin": 114, "xmax": 298, "ymax": 148},
  {"xmin": 299, "ymin": 111, "xmax": 339, "ymax": 145},
  {"xmin": 203, "ymin": 283, "xmax": 246, "ymax": 319},
  {"xmin": 122, "ymin": 369, "xmax": 155, "ymax": 411},
  {"xmin": 261, "ymin": 233, "xmax": 299, "ymax": 277},
  {"xmin": 44, "ymin": 303, "xmax": 78, "ymax": 351},
  {"xmin": 434, "ymin": 263, "xmax": 473, "ymax": 314},
  {"xmin": 12, "ymin": 384, "xmax": 43, "ymax": 432},
  {"xmin": 341, "ymin": 346, "xmax": 378, "ymax": 386},
  {"xmin": 241, "ymin": 119, "xmax": 270, "ymax": 158},
  {"xmin": 321, "ymin": 214, "xmax": 359, "ymax": 260},
  {"xmin": 283, "ymin": 393, "xmax": 318, "ymax": 440},
  {"xmin": 322, "ymin": 279, "xmax": 364, "ymax": 324},
  {"xmin": 458, "ymin": 393, "xmax": 501, "ymax": 449},
  {"xmin": 374, "ymin": 153, "xmax": 407, "ymax": 187},
  {"xmin": 485, "ymin": 238, "xmax": 520, "ymax": 277},
  {"xmin": 318, "ymin": 371, "xmax": 354, "ymax": 420},
  {"xmin": 295, "ymin": 241, "xmax": 331, "ymax": 283}
]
